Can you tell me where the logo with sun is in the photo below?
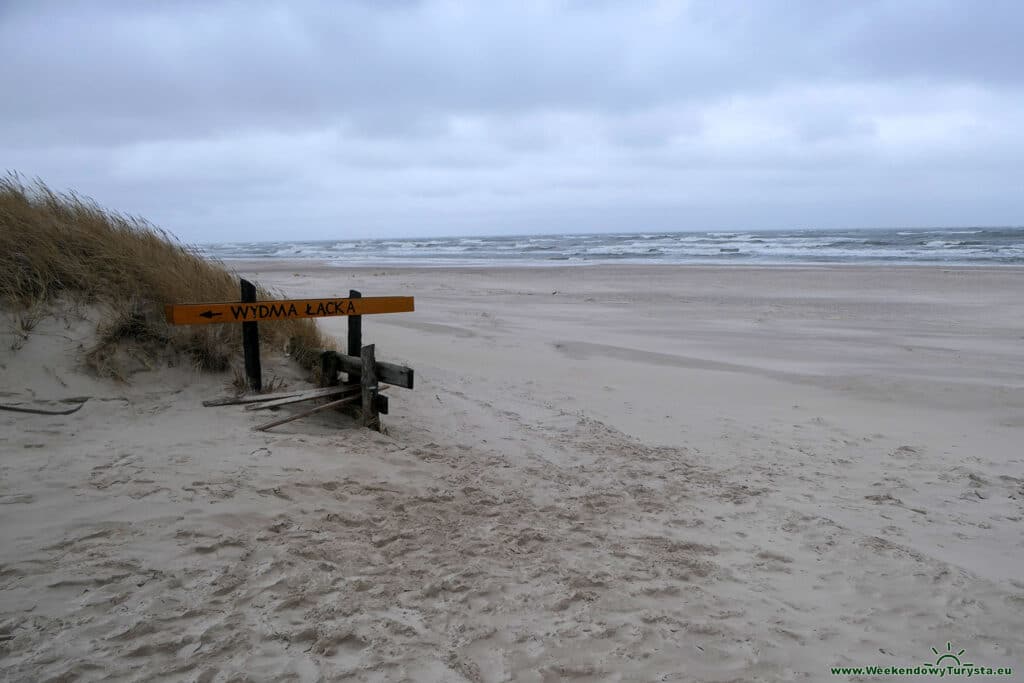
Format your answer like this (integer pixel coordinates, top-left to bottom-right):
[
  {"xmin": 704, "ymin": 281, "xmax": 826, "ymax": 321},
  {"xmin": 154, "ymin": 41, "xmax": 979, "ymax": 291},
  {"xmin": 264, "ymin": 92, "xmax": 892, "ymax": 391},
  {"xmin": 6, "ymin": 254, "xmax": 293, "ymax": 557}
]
[{"xmin": 924, "ymin": 642, "xmax": 973, "ymax": 668}]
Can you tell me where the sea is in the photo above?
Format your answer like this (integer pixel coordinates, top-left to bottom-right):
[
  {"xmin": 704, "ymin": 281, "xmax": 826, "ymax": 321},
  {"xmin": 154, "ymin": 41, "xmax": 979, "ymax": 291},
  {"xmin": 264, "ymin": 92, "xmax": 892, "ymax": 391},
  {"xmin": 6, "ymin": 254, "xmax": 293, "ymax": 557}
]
[{"xmin": 200, "ymin": 227, "xmax": 1024, "ymax": 267}]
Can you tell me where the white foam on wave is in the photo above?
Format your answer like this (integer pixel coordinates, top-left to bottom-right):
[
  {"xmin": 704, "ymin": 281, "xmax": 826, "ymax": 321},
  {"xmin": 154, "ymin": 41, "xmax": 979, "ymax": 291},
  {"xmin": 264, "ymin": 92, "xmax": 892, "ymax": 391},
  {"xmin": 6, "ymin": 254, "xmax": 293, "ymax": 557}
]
[{"xmin": 200, "ymin": 228, "xmax": 1024, "ymax": 265}]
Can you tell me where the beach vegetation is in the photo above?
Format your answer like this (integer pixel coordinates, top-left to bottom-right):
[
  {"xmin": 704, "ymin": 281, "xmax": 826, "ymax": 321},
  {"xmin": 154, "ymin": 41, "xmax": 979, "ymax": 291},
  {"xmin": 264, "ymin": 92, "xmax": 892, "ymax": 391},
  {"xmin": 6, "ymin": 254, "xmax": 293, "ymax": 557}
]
[{"xmin": 0, "ymin": 173, "xmax": 330, "ymax": 381}]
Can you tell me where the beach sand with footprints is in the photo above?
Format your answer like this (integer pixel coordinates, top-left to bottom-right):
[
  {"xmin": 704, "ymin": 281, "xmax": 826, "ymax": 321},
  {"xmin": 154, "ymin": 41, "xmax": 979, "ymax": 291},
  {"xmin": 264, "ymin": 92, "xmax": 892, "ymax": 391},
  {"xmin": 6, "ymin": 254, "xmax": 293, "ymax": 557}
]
[{"xmin": 2, "ymin": 264, "xmax": 1023, "ymax": 680}]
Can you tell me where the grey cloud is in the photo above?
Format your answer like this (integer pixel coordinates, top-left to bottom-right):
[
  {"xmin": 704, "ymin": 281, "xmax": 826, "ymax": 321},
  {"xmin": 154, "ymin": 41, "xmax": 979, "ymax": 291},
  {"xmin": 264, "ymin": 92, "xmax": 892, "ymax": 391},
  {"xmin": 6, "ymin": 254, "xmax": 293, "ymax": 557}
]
[{"xmin": 1, "ymin": 1, "xmax": 1021, "ymax": 240}]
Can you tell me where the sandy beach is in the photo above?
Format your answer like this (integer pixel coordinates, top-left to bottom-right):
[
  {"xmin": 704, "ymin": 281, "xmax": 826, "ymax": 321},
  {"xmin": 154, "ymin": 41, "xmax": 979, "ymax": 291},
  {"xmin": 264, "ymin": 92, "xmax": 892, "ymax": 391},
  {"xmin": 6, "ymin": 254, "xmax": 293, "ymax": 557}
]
[{"xmin": 2, "ymin": 263, "xmax": 1023, "ymax": 681}]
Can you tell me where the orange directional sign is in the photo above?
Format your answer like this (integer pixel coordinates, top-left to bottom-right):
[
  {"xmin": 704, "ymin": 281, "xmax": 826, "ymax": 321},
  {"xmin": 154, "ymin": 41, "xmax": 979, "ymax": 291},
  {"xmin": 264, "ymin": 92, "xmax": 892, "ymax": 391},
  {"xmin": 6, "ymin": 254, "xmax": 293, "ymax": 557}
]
[{"xmin": 165, "ymin": 296, "xmax": 414, "ymax": 326}]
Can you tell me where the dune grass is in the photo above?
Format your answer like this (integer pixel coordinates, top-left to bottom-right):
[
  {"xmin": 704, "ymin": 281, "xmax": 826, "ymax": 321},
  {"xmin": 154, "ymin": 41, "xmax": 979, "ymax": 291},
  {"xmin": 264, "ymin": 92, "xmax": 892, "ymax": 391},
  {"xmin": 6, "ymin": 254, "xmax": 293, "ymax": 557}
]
[{"xmin": 0, "ymin": 173, "xmax": 330, "ymax": 381}]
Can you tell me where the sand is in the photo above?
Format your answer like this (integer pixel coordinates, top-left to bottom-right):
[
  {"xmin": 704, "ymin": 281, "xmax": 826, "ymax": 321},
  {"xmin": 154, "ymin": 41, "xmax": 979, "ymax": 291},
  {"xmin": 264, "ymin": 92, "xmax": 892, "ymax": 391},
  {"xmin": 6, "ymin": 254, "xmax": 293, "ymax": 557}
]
[{"xmin": 2, "ymin": 264, "xmax": 1022, "ymax": 681}]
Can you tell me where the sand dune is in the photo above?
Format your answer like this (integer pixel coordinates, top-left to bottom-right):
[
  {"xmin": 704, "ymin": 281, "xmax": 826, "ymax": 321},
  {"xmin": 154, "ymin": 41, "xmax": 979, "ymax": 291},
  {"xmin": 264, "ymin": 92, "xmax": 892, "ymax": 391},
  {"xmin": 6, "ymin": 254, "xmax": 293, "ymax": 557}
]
[{"xmin": 2, "ymin": 265, "xmax": 1022, "ymax": 681}]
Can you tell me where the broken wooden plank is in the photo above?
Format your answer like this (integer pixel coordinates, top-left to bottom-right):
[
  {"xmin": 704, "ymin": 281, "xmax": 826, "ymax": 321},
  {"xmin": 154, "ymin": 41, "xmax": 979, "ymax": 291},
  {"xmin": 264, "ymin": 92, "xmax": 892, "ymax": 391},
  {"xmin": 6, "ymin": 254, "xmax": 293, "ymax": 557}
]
[
  {"xmin": 0, "ymin": 398, "xmax": 89, "ymax": 416},
  {"xmin": 321, "ymin": 350, "xmax": 413, "ymax": 389},
  {"xmin": 245, "ymin": 385, "xmax": 359, "ymax": 411},
  {"xmin": 254, "ymin": 394, "xmax": 360, "ymax": 432},
  {"xmin": 202, "ymin": 391, "xmax": 304, "ymax": 407}
]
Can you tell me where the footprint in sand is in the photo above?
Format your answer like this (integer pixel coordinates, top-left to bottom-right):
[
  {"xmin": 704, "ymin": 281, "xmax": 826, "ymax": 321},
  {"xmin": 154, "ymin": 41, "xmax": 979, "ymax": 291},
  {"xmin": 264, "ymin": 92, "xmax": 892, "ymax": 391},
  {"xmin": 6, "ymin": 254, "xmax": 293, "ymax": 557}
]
[{"xmin": 889, "ymin": 445, "xmax": 921, "ymax": 458}]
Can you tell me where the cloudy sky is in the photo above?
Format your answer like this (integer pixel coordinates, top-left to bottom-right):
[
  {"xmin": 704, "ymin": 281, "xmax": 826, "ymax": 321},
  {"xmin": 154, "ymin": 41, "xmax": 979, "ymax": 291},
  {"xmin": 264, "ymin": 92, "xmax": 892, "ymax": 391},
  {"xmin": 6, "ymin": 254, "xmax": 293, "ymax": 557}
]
[{"xmin": 2, "ymin": 1, "xmax": 1022, "ymax": 242}]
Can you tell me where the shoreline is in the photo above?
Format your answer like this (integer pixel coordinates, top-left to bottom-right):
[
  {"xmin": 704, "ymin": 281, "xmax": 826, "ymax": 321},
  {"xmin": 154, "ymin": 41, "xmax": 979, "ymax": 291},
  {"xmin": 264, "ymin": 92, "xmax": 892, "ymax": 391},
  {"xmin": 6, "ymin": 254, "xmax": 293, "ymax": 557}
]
[
  {"xmin": 222, "ymin": 258, "xmax": 1024, "ymax": 273},
  {"xmin": 196, "ymin": 226, "xmax": 1024, "ymax": 269}
]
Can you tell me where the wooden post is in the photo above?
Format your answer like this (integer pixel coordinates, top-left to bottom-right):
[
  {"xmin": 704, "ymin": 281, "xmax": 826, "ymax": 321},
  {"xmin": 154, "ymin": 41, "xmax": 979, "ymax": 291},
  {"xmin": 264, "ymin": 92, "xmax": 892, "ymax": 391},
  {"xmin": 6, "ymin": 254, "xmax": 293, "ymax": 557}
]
[
  {"xmin": 347, "ymin": 289, "xmax": 362, "ymax": 384},
  {"xmin": 240, "ymin": 278, "xmax": 262, "ymax": 392},
  {"xmin": 320, "ymin": 350, "xmax": 340, "ymax": 387},
  {"xmin": 361, "ymin": 344, "xmax": 379, "ymax": 430}
]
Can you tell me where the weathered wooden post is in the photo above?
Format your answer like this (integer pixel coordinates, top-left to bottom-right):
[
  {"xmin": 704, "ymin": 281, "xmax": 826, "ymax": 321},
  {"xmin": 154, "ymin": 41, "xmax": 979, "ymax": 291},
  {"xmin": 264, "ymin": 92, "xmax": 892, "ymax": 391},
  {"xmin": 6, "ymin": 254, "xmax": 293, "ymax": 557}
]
[
  {"xmin": 361, "ymin": 343, "xmax": 379, "ymax": 430},
  {"xmin": 240, "ymin": 278, "xmax": 262, "ymax": 391},
  {"xmin": 320, "ymin": 351, "xmax": 340, "ymax": 387},
  {"xmin": 347, "ymin": 289, "xmax": 362, "ymax": 384}
]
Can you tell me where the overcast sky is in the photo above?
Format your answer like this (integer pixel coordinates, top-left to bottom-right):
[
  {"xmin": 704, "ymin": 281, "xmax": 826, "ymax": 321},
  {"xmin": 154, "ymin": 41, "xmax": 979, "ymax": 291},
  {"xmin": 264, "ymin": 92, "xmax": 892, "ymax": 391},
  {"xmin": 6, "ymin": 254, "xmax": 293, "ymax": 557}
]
[{"xmin": 2, "ymin": 1, "xmax": 1022, "ymax": 242}]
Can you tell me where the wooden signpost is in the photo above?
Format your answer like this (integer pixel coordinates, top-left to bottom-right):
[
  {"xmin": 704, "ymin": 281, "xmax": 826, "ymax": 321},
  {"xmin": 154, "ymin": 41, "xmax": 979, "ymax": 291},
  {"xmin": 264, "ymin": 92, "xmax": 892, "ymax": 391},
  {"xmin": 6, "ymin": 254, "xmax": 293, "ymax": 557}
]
[
  {"xmin": 240, "ymin": 279, "xmax": 262, "ymax": 391},
  {"xmin": 172, "ymin": 280, "xmax": 415, "ymax": 432},
  {"xmin": 164, "ymin": 293, "xmax": 414, "ymax": 325}
]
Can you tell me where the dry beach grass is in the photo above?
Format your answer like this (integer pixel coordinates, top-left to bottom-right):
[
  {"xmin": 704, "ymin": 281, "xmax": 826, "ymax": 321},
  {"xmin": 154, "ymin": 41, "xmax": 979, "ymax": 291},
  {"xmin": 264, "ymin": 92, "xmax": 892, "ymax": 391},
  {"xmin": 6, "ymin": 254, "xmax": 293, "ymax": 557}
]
[{"xmin": 0, "ymin": 174, "xmax": 329, "ymax": 378}]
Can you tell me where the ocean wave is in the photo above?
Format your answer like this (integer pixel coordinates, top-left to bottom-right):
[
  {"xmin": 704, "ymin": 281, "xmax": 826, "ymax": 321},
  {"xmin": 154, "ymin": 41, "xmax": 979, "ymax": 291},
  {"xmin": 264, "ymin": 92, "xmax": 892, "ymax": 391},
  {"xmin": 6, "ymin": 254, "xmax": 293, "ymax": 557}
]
[{"xmin": 200, "ymin": 228, "xmax": 1024, "ymax": 266}]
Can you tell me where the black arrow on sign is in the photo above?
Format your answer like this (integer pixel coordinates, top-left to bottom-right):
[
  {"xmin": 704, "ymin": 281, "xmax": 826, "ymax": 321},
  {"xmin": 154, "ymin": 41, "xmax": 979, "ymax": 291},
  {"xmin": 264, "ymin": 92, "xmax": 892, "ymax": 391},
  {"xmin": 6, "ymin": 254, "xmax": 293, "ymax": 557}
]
[{"xmin": 199, "ymin": 310, "xmax": 223, "ymax": 319}]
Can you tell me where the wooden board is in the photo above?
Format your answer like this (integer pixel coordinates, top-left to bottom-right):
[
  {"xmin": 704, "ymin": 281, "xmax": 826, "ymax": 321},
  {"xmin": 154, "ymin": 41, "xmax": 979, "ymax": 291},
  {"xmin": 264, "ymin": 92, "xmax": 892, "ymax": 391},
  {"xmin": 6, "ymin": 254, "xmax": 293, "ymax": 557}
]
[
  {"xmin": 165, "ymin": 296, "xmax": 414, "ymax": 326},
  {"xmin": 204, "ymin": 386, "xmax": 355, "ymax": 407},
  {"xmin": 0, "ymin": 398, "xmax": 89, "ymax": 416},
  {"xmin": 203, "ymin": 391, "xmax": 304, "ymax": 407},
  {"xmin": 244, "ymin": 385, "xmax": 359, "ymax": 411},
  {"xmin": 322, "ymin": 350, "xmax": 414, "ymax": 389},
  {"xmin": 254, "ymin": 395, "xmax": 360, "ymax": 432}
]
